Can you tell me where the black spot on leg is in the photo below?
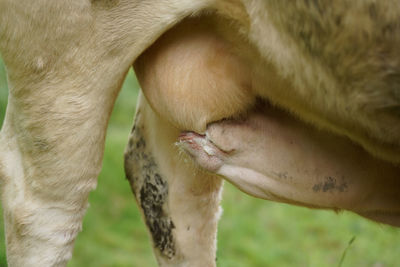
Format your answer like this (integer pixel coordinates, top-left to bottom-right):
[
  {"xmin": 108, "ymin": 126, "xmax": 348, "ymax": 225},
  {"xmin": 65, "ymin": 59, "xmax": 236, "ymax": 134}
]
[
  {"xmin": 140, "ymin": 175, "xmax": 175, "ymax": 259},
  {"xmin": 124, "ymin": 125, "xmax": 176, "ymax": 259},
  {"xmin": 136, "ymin": 136, "xmax": 146, "ymax": 150}
]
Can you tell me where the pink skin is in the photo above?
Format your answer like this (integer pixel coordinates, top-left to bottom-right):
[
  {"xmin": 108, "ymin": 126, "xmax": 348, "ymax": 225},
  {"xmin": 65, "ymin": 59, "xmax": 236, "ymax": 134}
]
[
  {"xmin": 178, "ymin": 104, "xmax": 400, "ymax": 227},
  {"xmin": 178, "ymin": 132, "xmax": 226, "ymax": 172}
]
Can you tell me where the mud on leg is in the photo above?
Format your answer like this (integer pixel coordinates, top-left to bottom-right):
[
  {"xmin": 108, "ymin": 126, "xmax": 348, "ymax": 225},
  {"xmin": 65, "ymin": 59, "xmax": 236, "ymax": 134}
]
[{"xmin": 125, "ymin": 94, "xmax": 223, "ymax": 267}]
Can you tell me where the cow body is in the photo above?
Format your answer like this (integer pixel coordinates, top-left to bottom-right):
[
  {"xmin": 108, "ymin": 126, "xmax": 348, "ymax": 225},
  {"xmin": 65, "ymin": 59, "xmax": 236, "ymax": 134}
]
[
  {"xmin": 130, "ymin": 2, "xmax": 400, "ymax": 265},
  {"xmin": 0, "ymin": 0, "xmax": 399, "ymax": 266}
]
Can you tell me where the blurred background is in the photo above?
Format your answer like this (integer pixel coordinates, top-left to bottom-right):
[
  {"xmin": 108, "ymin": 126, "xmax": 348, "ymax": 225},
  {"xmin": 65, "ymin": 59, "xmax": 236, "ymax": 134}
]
[{"xmin": 0, "ymin": 58, "xmax": 399, "ymax": 266}]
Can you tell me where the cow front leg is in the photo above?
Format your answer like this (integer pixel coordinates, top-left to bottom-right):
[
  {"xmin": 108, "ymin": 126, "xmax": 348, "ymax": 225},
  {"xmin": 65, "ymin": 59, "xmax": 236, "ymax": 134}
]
[
  {"xmin": 0, "ymin": 66, "xmax": 128, "ymax": 266},
  {"xmin": 125, "ymin": 94, "xmax": 223, "ymax": 267}
]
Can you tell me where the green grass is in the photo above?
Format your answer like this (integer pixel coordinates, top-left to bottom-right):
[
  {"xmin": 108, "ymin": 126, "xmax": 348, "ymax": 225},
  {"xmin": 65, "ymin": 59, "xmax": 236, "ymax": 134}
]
[{"xmin": 0, "ymin": 58, "xmax": 399, "ymax": 266}]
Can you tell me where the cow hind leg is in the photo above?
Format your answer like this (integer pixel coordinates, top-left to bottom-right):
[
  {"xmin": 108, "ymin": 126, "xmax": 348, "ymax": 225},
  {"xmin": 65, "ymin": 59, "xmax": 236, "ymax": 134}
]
[
  {"xmin": 128, "ymin": 15, "xmax": 257, "ymax": 266},
  {"xmin": 125, "ymin": 94, "xmax": 223, "ymax": 267}
]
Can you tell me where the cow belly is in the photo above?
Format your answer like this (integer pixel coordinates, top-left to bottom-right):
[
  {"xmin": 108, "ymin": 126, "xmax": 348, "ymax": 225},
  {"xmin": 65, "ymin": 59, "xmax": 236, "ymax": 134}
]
[
  {"xmin": 178, "ymin": 102, "xmax": 400, "ymax": 227},
  {"xmin": 134, "ymin": 8, "xmax": 400, "ymax": 226},
  {"xmin": 136, "ymin": 1, "xmax": 400, "ymax": 164}
]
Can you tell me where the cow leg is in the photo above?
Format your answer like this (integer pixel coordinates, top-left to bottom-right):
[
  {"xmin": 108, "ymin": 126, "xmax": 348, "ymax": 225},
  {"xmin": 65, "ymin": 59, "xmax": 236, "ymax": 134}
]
[
  {"xmin": 0, "ymin": 1, "xmax": 217, "ymax": 265},
  {"xmin": 125, "ymin": 94, "xmax": 223, "ymax": 267},
  {"xmin": 0, "ymin": 61, "xmax": 129, "ymax": 265},
  {"xmin": 128, "ymin": 17, "xmax": 250, "ymax": 266}
]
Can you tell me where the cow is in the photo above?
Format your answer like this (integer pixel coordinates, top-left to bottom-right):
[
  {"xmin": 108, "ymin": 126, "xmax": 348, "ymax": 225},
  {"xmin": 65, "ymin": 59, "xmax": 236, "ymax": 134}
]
[{"xmin": 0, "ymin": 0, "xmax": 399, "ymax": 266}]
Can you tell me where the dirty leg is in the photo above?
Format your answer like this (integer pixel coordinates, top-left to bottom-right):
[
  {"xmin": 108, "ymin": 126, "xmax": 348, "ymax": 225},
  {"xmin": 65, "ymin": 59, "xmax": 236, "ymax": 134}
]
[{"xmin": 125, "ymin": 94, "xmax": 223, "ymax": 267}]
